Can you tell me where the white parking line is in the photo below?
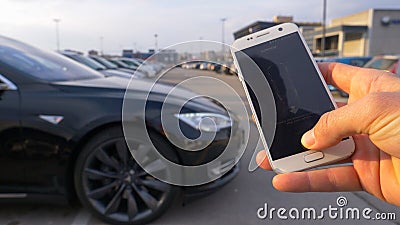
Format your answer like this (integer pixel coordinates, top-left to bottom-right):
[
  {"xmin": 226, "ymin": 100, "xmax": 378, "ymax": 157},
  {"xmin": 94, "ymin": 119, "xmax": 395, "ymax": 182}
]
[{"xmin": 71, "ymin": 208, "xmax": 92, "ymax": 225}]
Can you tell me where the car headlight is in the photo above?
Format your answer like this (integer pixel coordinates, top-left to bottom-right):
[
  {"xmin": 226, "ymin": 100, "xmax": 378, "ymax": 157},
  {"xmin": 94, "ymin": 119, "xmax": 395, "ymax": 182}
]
[{"xmin": 174, "ymin": 113, "xmax": 232, "ymax": 132}]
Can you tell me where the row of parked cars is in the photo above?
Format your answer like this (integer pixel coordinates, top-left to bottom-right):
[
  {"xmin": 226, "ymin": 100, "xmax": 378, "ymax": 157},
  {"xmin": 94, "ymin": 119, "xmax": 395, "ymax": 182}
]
[
  {"xmin": 179, "ymin": 55, "xmax": 400, "ymax": 82},
  {"xmin": 316, "ymin": 55, "xmax": 400, "ymax": 75},
  {"xmin": 59, "ymin": 50, "xmax": 165, "ymax": 79},
  {"xmin": 364, "ymin": 55, "xmax": 400, "ymax": 75},
  {"xmin": 180, "ymin": 61, "xmax": 238, "ymax": 75},
  {"xmin": 180, "ymin": 55, "xmax": 400, "ymax": 99},
  {"xmin": 317, "ymin": 55, "xmax": 400, "ymax": 97},
  {"xmin": 0, "ymin": 35, "xmax": 242, "ymax": 225}
]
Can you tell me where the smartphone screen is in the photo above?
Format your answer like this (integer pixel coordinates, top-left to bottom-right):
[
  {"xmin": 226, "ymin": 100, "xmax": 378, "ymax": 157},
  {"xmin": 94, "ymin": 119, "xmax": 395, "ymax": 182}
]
[{"xmin": 235, "ymin": 32, "xmax": 335, "ymax": 160}]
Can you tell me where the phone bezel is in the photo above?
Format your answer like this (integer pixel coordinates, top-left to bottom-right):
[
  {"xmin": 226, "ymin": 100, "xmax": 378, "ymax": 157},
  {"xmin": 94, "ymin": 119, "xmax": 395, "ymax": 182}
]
[{"xmin": 231, "ymin": 23, "xmax": 355, "ymax": 173}]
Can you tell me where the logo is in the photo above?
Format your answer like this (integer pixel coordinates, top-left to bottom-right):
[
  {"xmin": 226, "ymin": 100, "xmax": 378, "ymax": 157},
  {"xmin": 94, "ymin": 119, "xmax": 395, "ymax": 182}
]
[
  {"xmin": 257, "ymin": 196, "xmax": 396, "ymax": 221},
  {"xmin": 336, "ymin": 196, "xmax": 348, "ymax": 207},
  {"xmin": 381, "ymin": 16, "xmax": 400, "ymax": 26},
  {"xmin": 381, "ymin": 16, "xmax": 391, "ymax": 26}
]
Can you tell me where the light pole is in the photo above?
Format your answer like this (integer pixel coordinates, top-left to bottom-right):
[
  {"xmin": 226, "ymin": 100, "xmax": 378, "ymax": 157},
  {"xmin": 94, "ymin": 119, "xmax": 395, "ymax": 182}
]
[
  {"xmin": 321, "ymin": 0, "xmax": 327, "ymax": 57},
  {"xmin": 221, "ymin": 18, "xmax": 227, "ymax": 61},
  {"xmin": 53, "ymin": 18, "xmax": 61, "ymax": 51},
  {"xmin": 199, "ymin": 36, "xmax": 203, "ymax": 53},
  {"xmin": 154, "ymin": 34, "xmax": 158, "ymax": 52},
  {"xmin": 100, "ymin": 36, "xmax": 104, "ymax": 55}
]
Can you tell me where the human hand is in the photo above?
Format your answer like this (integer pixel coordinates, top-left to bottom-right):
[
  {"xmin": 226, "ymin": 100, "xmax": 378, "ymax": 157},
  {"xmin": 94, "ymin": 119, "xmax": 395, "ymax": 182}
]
[{"xmin": 257, "ymin": 62, "xmax": 400, "ymax": 206}]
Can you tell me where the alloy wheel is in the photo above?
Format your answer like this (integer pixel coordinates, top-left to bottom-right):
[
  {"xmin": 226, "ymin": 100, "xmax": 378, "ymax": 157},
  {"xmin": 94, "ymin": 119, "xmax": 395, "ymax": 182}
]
[{"xmin": 79, "ymin": 137, "xmax": 174, "ymax": 224}]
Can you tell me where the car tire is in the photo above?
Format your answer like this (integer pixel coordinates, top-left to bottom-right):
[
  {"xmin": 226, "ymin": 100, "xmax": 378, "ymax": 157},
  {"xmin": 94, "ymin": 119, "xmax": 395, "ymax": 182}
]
[{"xmin": 74, "ymin": 126, "xmax": 179, "ymax": 225}]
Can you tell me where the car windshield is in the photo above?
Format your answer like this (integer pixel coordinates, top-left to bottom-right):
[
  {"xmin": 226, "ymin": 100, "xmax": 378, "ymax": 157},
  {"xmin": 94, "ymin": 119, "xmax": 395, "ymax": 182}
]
[
  {"xmin": 91, "ymin": 56, "xmax": 118, "ymax": 69},
  {"xmin": 364, "ymin": 58, "xmax": 397, "ymax": 70},
  {"xmin": 111, "ymin": 59, "xmax": 132, "ymax": 68},
  {"xmin": 0, "ymin": 36, "xmax": 103, "ymax": 81},
  {"xmin": 121, "ymin": 59, "xmax": 140, "ymax": 67},
  {"xmin": 65, "ymin": 54, "xmax": 107, "ymax": 71},
  {"xmin": 349, "ymin": 59, "xmax": 368, "ymax": 67}
]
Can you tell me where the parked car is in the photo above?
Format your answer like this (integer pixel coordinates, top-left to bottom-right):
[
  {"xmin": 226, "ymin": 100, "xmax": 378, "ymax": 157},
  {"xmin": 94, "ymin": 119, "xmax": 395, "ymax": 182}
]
[
  {"xmin": 199, "ymin": 62, "xmax": 208, "ymax": 70},
  {"xmin": 0, "ymin": 35, "xmax": 241, "ymax": 225},
  {"xmin": 181, "ymin": 61, "xmax": 233, "ymax": 75},
  {"xmin": 89, "ymin": 55, "xmax": 146, "ymax": 78},
  {"xmin": 210, "ymin": 62, "xmax": 222, "ymax": 73},
  {"xmin": 108, "ymin": 58, "xmax": 154, "ymax": 79},
  {"xmin": 334, "ymin": 56, "xmax": 372, "ymax": 67},
  {"xmin": 364, "ymin": 55, "xmax": 400, "ymax": 75},
  {"xmin": 133, "ymin": 58, "xmax": 164, "ymax": 74},
  {"xmin": 118, "ymin": 58, "xmax": 157, "ymax": 78},
  {"xmin": 322, "ymin": 56, "xmax": 372, "ymax": 67},
  {"xmin": 190, "ymin": 61, "xmax": 198, "ymax": 69},
  {"xmin": 59, "ymin": 51, "xmax": 142, "ymax": 79},
  {"xmin": 220, "ymin": 62, "xmax": 231, "ymax": 74},
  {"xmin": 229, "ymin": 62, "xmax": 238, "ymax": 75},
  {"xmin": 181, "ymin": 62, "xmax": 191, "ymax": 69},
  {"xmin": 314, "ymin": 57, "xmax": 331, "ymax": 63}
]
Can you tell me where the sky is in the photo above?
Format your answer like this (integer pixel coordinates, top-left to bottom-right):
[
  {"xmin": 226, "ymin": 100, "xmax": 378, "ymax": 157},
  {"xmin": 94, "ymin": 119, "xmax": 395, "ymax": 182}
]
[{"xmin": 0, "ymin": 0, "xmax": 399, "ymax": 54}]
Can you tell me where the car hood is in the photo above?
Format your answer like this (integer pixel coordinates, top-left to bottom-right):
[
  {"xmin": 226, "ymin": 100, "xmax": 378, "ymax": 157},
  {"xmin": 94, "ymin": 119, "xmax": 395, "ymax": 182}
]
[{"xmin": 54, "ymin": 76, "xmax": 227, "ymax": 114}]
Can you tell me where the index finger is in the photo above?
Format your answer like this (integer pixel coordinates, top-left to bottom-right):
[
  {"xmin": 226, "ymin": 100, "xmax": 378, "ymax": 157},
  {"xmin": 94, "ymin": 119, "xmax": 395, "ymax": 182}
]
[
  {"xmin": 318, "ymin": 62, "xmax": 360, "ymax": 94},
  {"xmin": 318, "ymin": 62, "xmax": 400, "ymax": 98}
]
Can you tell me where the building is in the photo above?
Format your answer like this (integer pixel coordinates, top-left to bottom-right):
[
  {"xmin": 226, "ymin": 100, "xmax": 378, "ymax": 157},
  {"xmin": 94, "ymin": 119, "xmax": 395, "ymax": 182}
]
[
  {"xmin": 122, "ymin": 49, "xmax": 154, "ymax": 59},
  {"xmin": 154, "ymin": 49, "xmax": 178, "ymax": 64},
  {"xmin": 303, "ymin": 9, "xmax": 400, "ymax": 57},
  {"xmin": 233, "ymin": 21, "xmax": 278, "ymax": 40},
  {"xmin": 121, "ymin": 49, "xmax": 178, "ymax": 64},
  {"xmin": 234, "ymin": 9, "xmax": 400, "ymax": 57}
]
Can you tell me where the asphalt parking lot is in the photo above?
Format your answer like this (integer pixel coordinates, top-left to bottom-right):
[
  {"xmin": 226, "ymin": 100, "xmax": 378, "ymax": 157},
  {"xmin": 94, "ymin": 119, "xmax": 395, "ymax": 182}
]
[{"xmin": 0, "ymin": 68, "xmax": 399, "ymax": 225}]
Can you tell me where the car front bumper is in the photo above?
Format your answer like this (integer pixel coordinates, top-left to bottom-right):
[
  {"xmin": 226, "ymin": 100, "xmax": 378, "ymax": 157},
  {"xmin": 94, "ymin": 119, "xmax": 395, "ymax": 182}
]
[{"xmin": 182, "ymin": 162, "xmax": 240, "ymax": 202}]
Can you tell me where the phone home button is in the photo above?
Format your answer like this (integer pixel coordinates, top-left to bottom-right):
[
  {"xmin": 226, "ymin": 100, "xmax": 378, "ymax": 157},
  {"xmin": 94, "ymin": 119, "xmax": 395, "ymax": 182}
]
[{"xmin": 304, "ymin": 151, "xmax": 324, "ymax": 163}]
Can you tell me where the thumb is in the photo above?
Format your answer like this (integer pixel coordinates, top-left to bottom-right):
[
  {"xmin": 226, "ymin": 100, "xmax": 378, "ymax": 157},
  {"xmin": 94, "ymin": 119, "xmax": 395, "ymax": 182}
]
[{"xmin": 301, "ymin": 97, "xmax": 374, "ymax": 150}]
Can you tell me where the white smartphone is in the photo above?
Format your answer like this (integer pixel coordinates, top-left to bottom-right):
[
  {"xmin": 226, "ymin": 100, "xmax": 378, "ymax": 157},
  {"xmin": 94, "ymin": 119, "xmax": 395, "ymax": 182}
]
[{"xmin": 231, "ymin": 23, "xmax": 355, "ymax": 173}]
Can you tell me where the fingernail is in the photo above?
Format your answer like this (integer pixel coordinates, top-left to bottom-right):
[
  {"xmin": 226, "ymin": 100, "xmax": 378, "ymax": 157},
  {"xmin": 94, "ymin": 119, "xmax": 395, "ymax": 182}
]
[{"xmin": 301, "ymin": 129, "xmax": 315, "ymax": 149}]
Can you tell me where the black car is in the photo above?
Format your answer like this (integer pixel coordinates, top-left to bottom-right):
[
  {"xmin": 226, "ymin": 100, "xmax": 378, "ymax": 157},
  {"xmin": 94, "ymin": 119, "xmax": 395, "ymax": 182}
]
[{"xmin": 0, "ymin": 36, "xmax": 241, "ymax": 224}]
